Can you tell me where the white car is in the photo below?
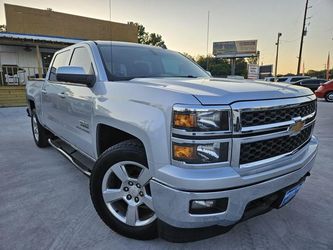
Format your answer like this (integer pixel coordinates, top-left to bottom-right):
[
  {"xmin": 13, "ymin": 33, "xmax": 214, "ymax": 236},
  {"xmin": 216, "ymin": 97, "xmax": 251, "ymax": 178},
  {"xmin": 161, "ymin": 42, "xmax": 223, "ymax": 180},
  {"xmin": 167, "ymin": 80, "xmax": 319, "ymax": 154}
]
[{"xmin": 277, "ymin": 76, "xmax": 310, "ymax": 83}]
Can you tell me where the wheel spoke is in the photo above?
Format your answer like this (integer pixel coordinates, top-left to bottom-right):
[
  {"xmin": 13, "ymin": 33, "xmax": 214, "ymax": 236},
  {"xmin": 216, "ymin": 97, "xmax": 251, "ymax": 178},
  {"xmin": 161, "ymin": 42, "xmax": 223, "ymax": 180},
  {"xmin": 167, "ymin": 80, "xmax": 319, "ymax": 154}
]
[
  {"xmin": 126, "ymin": 204, "xmax": 139, "ymax": 226},
  {"xmin": 103, "ymin": 189, "xmax": 123, "ymax": 203},
  {"xmin": 112, "ymin": 164, "xmax": 128, "ymax": 181},
  {"xmin": 142, "ymin": 195, "xmax": 154, "ymax": 210},
  {"xmin": 137, "ymin": 168, "xmax": 151, "ymax": 186}
]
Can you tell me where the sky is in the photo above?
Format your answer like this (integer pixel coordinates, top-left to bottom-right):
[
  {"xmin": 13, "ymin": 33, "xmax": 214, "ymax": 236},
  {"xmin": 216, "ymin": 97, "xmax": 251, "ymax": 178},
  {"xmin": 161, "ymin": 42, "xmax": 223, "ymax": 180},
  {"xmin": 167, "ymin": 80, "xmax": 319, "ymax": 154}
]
[{"xmin": 0, "ymin": 0, "xmax": 332, "ymax": 74}]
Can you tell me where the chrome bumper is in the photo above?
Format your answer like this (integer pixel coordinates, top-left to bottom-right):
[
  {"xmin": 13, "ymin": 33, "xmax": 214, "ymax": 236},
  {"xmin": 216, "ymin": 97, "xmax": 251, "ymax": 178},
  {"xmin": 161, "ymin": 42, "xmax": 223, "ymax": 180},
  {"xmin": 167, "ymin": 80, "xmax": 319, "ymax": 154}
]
[{"xmin": 151, "ymin": 136, "xmax": 318, "ymax": 228}]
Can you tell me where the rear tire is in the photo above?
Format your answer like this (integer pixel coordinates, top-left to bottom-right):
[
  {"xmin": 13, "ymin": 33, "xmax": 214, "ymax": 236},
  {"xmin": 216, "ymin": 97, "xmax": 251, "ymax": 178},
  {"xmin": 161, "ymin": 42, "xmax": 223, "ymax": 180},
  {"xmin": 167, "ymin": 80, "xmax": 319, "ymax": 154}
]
[
  {"xmin": 90, "ymin": 139, "xmax": 158, "ymax": 240},
  {"xmin": 325, "ymin": 91, "xmax": 333, "ymax": 102},
  {"xmin": 31, "ymin": 110, "xmax": 50, "ymax": 148}
]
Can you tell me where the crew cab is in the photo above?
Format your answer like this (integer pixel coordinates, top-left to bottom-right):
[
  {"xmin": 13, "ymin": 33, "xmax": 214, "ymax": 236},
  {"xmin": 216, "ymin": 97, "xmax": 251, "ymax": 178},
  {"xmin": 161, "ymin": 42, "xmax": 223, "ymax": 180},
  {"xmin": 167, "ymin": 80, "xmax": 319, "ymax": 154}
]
[{"xmin": 25, "ymin": 41, "xmax": 318, "ymax": 242}]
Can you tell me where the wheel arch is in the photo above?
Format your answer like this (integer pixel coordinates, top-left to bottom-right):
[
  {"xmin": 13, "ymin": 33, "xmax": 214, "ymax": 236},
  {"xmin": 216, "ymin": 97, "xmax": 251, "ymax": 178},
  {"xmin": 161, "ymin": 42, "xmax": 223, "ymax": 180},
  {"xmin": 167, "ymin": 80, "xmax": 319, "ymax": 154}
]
[{"xmin": 96, "ymin": 123, "xmax": 150, "ymax": 162}]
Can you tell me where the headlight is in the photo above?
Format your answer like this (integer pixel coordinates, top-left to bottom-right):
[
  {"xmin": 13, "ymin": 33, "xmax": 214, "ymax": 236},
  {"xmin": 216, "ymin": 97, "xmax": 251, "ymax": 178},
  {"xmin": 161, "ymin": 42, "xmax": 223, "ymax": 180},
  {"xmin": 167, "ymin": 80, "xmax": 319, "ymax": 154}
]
[
  {"xmin": 172, "ymin": 105, "xmax": 231, "ymax": 165},
  {"xmin": 173, "ymin": 106, "xmax": 230, "ymax": 132},
  {"xmin": 172, "ymin": 141, "xmax": 229, "ymax": 164}
]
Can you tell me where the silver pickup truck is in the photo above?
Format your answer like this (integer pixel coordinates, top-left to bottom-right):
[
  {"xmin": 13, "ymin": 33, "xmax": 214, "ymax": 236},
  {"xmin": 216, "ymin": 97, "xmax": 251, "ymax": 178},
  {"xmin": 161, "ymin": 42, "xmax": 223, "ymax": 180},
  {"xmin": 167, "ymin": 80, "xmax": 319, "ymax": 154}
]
[{"xmin": 26, "ymin": 41, "xmax": 318, "ymax": 242}]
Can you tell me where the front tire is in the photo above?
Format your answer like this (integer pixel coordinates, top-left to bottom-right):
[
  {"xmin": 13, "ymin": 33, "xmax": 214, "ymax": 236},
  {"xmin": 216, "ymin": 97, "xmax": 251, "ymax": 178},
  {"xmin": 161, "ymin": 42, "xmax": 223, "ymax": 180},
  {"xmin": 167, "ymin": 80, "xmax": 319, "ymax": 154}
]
[
  {"xmin": 90, "ymin": 139, "xmax": 157, "ymax": 240},
  {"xmin": 31, "ymin": 110, "xmax": 50, "ymax": 148},
  {"xmin": 325, "ymin": 91, "xmax": 333, "ymax": 102}
]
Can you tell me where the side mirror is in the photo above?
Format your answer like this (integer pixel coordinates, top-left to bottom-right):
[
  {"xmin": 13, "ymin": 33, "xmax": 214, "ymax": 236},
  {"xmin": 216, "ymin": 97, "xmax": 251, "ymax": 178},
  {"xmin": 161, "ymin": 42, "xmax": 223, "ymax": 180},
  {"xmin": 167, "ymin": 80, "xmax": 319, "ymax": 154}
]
[
  {"xmin": 206, "ymin": 71, "xmax": 212, "ymax": 77},
  {"xmin": 56, "ymin": 66, "xmax": 95, "ymax": 86}
]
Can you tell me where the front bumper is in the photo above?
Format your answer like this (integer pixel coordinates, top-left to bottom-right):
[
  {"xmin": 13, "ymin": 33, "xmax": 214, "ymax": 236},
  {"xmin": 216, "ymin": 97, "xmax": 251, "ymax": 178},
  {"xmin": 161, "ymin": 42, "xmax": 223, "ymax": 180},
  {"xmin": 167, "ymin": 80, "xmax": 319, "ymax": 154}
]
[
  {"xmin": 315, "ymin": 89, "xmax": 325, "ymax": 98},
  {"xmin": 151, "ymin": 136, "xmax": 318, "ymax": 228}
]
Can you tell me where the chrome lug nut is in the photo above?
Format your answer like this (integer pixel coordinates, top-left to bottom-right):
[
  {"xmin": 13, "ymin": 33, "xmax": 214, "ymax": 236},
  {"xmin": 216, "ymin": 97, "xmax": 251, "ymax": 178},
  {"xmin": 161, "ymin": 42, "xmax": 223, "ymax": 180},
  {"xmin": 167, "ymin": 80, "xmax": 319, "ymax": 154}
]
[
  {"xmin": 123, "ymin": 187, "xmax": 129, "ymax": 192},
  {"xmin": 126, "ymin": 194, "xmax": 132, "ymax": 200},
  {"xmin": 136, "ymin": 183, "xmax": 141, "ymax": 188},
  {"xmin": 134, "ymin": 197, "xmax": 139, "ymax": 203},
  {"xmin": 139, "ymin": 191, "xmax": 144, "ymax": 196},
  {"xmin": 128, "ymin": 181, "xmax": 133, "ymax": 186}
]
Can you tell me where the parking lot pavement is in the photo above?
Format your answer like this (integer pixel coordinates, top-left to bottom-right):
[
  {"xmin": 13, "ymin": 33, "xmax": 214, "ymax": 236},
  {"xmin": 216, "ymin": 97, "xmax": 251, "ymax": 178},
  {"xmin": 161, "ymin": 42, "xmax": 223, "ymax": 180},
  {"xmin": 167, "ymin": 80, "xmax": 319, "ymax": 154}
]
[{"xmin": 0, "ymin": 101, "xmax": 332, "ymax": 250}]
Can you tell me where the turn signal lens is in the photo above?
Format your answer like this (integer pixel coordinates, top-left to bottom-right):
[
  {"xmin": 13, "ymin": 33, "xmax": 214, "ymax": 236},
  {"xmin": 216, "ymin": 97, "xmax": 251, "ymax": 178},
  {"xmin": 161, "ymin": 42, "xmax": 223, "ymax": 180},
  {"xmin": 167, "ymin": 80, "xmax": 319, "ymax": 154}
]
[
  {"xmin": 173, "ymin": 144, "xmax": 196, "ymax": 160},
  {"xmin": 173, "ymin": 113, "xmax": 197, "ymax": 128}
]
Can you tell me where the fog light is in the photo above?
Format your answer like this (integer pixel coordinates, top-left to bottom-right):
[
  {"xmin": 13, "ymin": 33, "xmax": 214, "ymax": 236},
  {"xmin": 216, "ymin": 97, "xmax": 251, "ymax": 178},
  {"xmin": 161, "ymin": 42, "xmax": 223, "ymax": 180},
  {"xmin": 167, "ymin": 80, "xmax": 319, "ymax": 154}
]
[
  {"xmin": 191, "ymin": 200, "xmax": 216, "ymax": 209},
  {"xmin": 190, "ymin": 198, "xmax": 228, "ymax": 214}
]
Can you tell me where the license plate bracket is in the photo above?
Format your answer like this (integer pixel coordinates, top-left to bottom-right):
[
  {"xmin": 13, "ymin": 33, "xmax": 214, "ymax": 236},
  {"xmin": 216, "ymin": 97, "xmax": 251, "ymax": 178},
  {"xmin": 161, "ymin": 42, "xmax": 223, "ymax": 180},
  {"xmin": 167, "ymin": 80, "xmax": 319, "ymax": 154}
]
[{"xmin": 279, "ymin": 183, "xmax": 303, "ymax": 208}]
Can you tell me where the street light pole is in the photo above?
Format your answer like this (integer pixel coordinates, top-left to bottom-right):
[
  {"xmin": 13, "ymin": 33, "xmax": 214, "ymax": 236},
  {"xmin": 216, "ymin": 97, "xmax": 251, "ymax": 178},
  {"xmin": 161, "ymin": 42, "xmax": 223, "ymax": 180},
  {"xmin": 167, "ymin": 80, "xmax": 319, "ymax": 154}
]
[
  {"xmin": 274, "ymin": 32, "xmax": 282, "ymax": 79},
  {"xmin": 297, "ymin": 0, "xmax": 309, "ymax": 75}
]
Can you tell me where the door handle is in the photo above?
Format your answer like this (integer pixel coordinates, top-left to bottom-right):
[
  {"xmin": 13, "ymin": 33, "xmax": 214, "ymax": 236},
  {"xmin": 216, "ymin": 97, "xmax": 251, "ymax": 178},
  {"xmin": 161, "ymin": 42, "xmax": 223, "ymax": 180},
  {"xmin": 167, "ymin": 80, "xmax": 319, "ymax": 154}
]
[
  {"xmin": 57, "ymin": 92, "xmax": 66, "ymax": 98},
  {"xmin": 41, "ymin": 89, "xmax": 47, "ymax": 94}
]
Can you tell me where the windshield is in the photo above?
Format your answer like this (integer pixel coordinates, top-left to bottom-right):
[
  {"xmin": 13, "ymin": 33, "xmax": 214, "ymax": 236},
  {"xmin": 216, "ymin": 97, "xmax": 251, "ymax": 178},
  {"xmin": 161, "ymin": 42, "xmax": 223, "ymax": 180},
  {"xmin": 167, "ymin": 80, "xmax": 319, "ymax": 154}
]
[{"xmin": 98, "ymin": 44, "xmax": 209, "ymax": 81}]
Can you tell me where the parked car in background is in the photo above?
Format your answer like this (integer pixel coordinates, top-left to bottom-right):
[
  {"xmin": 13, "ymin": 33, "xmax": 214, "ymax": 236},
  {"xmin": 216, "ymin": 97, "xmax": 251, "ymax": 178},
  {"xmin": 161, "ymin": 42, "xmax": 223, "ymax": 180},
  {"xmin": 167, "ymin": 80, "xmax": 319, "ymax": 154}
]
[
  {"xmin": 315, "ymin": 80, "xmax": 333, "ymax": 102},
  {"xmin": 293, "ymin": 78, "xmax": 327, "ymax": 92},
  {"xmin": 277, "ymin": 76, "xmax": 310, "ymax": 83},
  {"xmin": 264, "ymin": 77, "xmax": 275, "ymax": 82}
]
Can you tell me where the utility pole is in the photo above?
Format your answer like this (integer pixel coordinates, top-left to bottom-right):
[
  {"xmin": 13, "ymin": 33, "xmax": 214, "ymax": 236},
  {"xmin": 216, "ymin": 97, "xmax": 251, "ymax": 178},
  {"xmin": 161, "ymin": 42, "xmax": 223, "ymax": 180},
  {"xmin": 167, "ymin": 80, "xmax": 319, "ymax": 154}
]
[
  {"xmin": 206, "ymin": 11, "xmax": 210, "ymax": 70},
  {"xmin": 297, "ymin": 0, "xmax": 309, "ymax": 75},
  {"xmin": 274, "ymin": 32, "xmax": 282, "ymax": 79}
]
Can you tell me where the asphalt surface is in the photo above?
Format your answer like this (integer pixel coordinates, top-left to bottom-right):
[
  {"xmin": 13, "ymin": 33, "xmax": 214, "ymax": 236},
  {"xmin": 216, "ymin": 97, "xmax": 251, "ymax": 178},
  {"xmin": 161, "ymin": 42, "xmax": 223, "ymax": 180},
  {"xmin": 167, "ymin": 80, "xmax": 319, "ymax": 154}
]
[{"xmin": 0, "ymin": 101, "xmax": 332, "ymax": 250}]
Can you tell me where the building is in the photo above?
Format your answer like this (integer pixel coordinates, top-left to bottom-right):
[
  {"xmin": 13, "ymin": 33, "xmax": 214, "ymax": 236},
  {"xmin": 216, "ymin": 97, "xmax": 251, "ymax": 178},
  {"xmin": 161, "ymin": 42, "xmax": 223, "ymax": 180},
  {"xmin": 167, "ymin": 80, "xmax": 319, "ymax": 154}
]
[
  {"xmin": 0, "ymin": 3, "xmax": 137, "ymax": 86},
  {"xmin": 0, "ymin": 4, "xmax": 137, "ymax": 106}
]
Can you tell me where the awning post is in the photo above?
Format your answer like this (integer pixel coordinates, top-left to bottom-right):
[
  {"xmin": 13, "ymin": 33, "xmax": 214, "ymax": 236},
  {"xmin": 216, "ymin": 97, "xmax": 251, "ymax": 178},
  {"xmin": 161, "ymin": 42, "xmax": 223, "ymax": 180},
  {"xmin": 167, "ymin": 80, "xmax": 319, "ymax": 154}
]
[{"xmin": 35, "ymin": 45, "xmax": 43, "ymax": 78}]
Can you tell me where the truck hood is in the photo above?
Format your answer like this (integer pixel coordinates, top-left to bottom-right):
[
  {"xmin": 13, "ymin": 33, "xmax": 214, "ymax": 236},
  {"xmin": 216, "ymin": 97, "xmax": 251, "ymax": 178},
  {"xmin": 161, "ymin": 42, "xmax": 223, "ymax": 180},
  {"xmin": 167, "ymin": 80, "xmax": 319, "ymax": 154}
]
[{"xmin": 131, "ymin": 77, "xmax": 313, "ymax": 105}]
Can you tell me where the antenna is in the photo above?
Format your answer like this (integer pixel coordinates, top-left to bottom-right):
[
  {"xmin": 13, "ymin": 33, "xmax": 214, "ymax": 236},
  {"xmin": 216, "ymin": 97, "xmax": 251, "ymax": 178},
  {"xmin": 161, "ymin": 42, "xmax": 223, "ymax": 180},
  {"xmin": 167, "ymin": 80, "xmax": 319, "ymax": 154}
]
[
  {"xmin": 206, "ymin": 10, "xmax": 210, "ymax": 70},
  {"xmin": 109, "ymin": 0, "xmax": 112, "ymax": 21}
]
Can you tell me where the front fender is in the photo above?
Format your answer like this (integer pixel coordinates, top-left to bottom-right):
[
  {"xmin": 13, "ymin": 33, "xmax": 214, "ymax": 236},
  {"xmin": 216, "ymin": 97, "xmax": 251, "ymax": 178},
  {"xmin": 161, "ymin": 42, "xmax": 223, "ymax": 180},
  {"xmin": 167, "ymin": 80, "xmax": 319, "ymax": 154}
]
[{"xmin": 93, "ymin": 99, "xmax": 171, "ymax": 176}]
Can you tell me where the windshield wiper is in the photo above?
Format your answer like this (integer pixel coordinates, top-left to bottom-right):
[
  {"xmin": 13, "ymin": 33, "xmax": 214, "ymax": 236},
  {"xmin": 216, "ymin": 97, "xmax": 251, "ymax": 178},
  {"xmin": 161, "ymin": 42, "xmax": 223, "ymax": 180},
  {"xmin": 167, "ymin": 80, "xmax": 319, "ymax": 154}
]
[{"xmin": 168, "ymin": 75, "xmax": 198, "ymax": 78}]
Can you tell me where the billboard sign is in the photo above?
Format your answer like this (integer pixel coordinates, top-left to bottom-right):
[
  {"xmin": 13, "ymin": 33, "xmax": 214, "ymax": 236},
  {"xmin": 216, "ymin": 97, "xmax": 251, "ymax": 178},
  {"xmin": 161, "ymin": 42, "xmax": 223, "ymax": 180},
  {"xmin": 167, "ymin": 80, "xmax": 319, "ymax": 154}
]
[
  {"xmin": 213, "ymin": 40, "xmax": 257, "ymax": 58},
  {"xmin": 259, "ymin": 65, "xmax": 273, "ymax": 77},
  {"xmin": 248, "ymin": 64, "xmax": 260, "ymax": 80}
]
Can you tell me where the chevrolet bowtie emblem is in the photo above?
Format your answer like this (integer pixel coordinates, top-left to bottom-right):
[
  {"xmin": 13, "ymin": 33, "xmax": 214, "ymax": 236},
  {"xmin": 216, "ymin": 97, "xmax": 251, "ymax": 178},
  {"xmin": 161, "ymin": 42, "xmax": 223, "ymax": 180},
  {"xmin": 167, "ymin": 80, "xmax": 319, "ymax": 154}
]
[{"xmin": 289, "ymin": 119, "xmax": 304, "ymax": 136}]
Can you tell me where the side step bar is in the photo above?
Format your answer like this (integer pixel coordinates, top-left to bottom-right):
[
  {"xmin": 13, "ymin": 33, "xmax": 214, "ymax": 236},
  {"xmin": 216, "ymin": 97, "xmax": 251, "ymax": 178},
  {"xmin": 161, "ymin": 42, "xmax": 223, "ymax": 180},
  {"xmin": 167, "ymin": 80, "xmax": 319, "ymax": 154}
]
[{"xmin": 48, "ymin": 139, "xmax": 92, "ymax": 177}]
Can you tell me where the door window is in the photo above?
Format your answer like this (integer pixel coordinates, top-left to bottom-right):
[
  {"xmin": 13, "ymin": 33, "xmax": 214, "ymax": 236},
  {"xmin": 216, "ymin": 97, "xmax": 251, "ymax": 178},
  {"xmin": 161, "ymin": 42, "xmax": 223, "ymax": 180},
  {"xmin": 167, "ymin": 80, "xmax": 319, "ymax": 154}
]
[
  {"xmin": 69, "ymin": 47, "xmax": 95, "ymax": 74},
  {"xmin": 48, "ymin": 50, "xmax": 70, "ymax": 81}
]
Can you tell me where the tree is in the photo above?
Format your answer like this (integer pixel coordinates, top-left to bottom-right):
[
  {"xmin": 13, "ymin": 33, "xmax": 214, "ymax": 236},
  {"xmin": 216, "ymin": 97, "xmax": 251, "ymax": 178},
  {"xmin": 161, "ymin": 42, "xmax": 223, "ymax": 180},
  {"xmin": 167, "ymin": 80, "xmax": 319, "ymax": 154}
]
[
  {"xmin": 0, "ymin": 25, "xmax": 6, "ymax": 32},
  {"xmin": 181, "ymin": 52, "xmax": 195, "ymax": 61},
  {"xmin": 196, "ymin": 56, "xmax": 232, "ymax": 77},
  {"xmin": 128, "ymin": 22, "xmax": 167, "ymax": 48},
  {"xmin": 235, "ymin": 58, "xmax": 248, "ymax": 77},
  {"xmin": 146, "ymin": 33, "xmax": 167, "ymax": 49}
]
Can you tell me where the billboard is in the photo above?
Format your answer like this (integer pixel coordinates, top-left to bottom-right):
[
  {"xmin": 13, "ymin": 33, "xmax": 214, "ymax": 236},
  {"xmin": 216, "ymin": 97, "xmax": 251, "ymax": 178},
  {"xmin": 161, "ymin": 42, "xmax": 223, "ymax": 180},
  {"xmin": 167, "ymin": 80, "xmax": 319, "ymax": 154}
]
[
  {"xmin": 213, "ymin": 40, "xmax": 257, "ymax": 58},
  {"xmin": 259, "ymin": 65, "xmax": 273, "ymax": 77}
]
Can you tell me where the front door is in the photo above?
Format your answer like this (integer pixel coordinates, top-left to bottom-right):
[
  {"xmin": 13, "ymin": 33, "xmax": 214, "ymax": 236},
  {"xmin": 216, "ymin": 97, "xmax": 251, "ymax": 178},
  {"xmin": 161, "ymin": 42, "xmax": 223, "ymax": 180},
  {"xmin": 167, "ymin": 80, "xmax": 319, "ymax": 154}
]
[{"xmin": 56, "ymin": 46, "xmax": 96, "ymax": 158}]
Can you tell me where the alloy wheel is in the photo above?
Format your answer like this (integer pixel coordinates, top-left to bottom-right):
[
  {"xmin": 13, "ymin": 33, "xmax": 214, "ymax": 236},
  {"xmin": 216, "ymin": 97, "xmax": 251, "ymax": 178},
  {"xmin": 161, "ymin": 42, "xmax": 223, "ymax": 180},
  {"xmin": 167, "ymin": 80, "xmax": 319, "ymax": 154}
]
[{"xmin": 101, "ymin": 161, "xmax": 156, "ymax": 226}]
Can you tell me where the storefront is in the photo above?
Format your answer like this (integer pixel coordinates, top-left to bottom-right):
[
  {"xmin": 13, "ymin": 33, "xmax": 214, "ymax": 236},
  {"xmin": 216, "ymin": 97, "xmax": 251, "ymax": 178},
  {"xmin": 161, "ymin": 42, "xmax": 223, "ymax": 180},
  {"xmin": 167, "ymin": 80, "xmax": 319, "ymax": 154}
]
[{"xmin": 0, "ymin": 32, "xmax": 82, "ymax": 86}]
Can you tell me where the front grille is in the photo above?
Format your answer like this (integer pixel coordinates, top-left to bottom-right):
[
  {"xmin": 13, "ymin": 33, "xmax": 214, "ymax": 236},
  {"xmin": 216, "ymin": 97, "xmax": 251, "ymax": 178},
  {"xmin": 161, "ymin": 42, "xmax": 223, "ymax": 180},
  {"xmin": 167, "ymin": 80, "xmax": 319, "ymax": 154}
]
[
  {"xmin": 241, "ymin": 100, "xmax": 316, "ymax": 127},
  {"xmin": 240, "ymin": 125, "xmax": 313, "ymax": 164}
]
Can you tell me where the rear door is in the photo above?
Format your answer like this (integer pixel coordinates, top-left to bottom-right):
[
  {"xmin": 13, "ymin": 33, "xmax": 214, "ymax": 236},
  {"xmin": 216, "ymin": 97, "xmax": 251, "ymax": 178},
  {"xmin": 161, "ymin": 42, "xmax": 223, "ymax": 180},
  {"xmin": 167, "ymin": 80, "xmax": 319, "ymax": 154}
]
[{"xmin": 42, "ymin": 50, "xmax": 71, "ymax": 135}]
